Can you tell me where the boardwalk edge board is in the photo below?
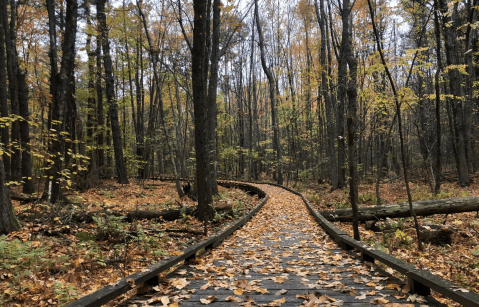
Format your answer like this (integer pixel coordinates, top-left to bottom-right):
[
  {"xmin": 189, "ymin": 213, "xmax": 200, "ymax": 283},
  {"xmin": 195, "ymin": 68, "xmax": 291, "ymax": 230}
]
[
  {"xmin": 65, "ymin": 182, "xmax": 268, "ymax": 307},
  {"xmin": 265, "ymin": 182, "xmax": 479, "ymax": 307}
]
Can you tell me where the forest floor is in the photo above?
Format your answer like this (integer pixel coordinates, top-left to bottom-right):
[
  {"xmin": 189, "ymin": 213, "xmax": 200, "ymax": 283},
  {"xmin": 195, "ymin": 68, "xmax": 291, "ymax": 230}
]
[
  {"xmin": 2, "ymin": 175, "xmax": 478, "ymax": 307},
  {"xmin": 1, "ymin": 179, "xmax": 261, "ymax": 306},
  {"xmin": 303, "ymin": 173, "xmax": 479, "ymax": 307}
]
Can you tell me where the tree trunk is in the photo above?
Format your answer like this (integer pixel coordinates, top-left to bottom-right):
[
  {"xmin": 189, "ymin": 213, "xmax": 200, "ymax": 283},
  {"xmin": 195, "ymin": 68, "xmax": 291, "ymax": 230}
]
[
  {"xmin": 315, "ymin": 0, "xmax": 338, "ymax": 190},
  {"xmin": 0, "ymin": 147, "xmax": 20, "ymax": 235},
  {"xmin": 433, "ymin": 0, "xmax": 442, "ymax": 194},
  {"xmin": 192, "ymin": 0, "xmax": 215, "ymax": 222},
  {"xmin": 97, "ymin": 0, "xmax": 128, "ymax": 184},
  {"xmin": 320, "ymin": 197, "xmax": 479, "ymax": 222},
  {"xmin": 438, "ymin": 0, "xmax": 471, "ymax": 187},
  {"xmin": 3, "ymin": 0, "xmax": 20, "ymax": 182},
  {"xmin": 0, "ymin": 2, "xmax": 10, "ymax": 181},
  {"xmin": 17, "ymin": 70, "xmax": 34, "ymax": 194},
  {"xmin": 0, "ymin": 0, "xmax": 22, "ymax": 181},
  {"xmin": 96, "ymin": 35, "xmax": 105, "ymax": 170},
  {"xmin": 85, "ymin": 2, "xmax": 96, "ymax": 171},
  {"xmin": 206, "ymin": 0, "xmax": 221, "ymax": 193},
  {"xmin": 342, "ymin": 0, "xmax": 359, "ymax": 240}
]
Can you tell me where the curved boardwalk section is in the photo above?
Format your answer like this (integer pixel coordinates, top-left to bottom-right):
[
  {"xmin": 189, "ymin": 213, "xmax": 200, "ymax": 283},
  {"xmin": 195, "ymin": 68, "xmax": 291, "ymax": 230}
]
[{"xmin": 121, "ymin": 185, "xmax": 444, "ymax": 306}]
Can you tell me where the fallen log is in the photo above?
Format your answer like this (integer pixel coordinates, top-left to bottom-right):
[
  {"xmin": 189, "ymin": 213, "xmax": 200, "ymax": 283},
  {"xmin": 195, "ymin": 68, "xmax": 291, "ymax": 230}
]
[
  {"xmin": 126, "ymin": 202, "xmax": 233, "ymax": 221},
  {"xmin": 319, "ymin": 197, "xmax": 479, "ymax": 222},
  {"xmin": 11, "ymin": 193, "xmax": 39, "ymax": 203},
  {"xmin": 72, "ymin": 203, "xmax": 233, "ymax": 223}
]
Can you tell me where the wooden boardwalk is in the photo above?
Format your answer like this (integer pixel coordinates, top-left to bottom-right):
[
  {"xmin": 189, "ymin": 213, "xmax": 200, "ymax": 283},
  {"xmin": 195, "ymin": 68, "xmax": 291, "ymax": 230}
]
[{"xmin": 120, "ymin": 185, "xmax": 445, "ymax": 306}]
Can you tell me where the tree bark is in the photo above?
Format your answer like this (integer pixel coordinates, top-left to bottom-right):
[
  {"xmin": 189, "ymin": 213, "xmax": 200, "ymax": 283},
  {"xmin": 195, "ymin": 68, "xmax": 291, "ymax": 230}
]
[
  {"xmin": 85, "ymin": 2, "xmax": 96, "ymax": 171},
  {"xmin": 0, "ymin": 146, "xmax": 20, "ymax": 235},
  {"xmin": 341, "ymin": 0, "xmax": 359, "ymax": 240},
  {"xmin": 3, "ymin": 0, "xmax": 20, "ymax": 182},
  {"xmin": 314, "ymin": 0, "xmax": 338, "ymax": 190},
  {"xmin": 97, "ymin": 0, "xmax": 128, "ymax": 184},
  {"xmin": 192, "ymin": 0, "xmax": 215, "ymax": 221},
  {"xmin": 17, "ymin": 70, "xmax": 34, "ymax": 194},
  {"xmin": 0, "ymin": 2, "xmax": 10, "ymax": 181},
  {"xmin": 438, "ymin": 0, "xmax": 471, "ymax": 187},
  {"xmin": 320, "ymin": 197, "xmax": 479, "ymax": 222},
  {"xmin": 206, "ymin": 0, "xmax": 221, "ymax": 193},
  {"xmin": 96, "ymin": 35, "xmax": 105, "ymax": 169},
  {"xmin": 433, "ymin": 0, "xmax": 442, "ymax": 194}
]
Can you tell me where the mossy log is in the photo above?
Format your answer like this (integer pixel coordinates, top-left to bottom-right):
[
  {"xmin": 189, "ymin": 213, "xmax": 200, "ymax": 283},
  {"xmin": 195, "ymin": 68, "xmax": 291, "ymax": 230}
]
[{"xmin": 320, "ymin": 197, "xmax": 479, "ymax": 222}]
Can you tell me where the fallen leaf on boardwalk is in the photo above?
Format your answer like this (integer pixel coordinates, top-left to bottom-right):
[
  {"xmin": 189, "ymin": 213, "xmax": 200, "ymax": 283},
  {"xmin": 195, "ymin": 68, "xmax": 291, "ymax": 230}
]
[
  {"xmin": 333, "ymin": 254, "xmax": 342, "ymax": 261},
  {"xmin": 226, "ymin": 295, "xmax": 243, "ymax": 302},
  {"xmin": 234, "ymin": 288, "xmax": 244, "ymax": 295},
  {"xmin": 241, "ymin": 295, "xmax": 256, "ymax": 306},
  {"xmin": 355, "ymin": 292, "xmax": 367, "ymax": 300},
  {"xmin": 402, "ymin": 283, "xmax": 410, "ymax": 293},
  {"xmin": 371, "ymin": 297, "xmax": 389, "ymax": 305},
  {"xmin": 323, "ymin": 281, "xmax": 342, "ymax": 288},
  {"xmin": 177, "ymin": 270, "xmax": 188, "ymax": 276},
  {"xmin": 235, "ymin": 279, "xmax": 249, "ymax": 288},
  {"xmin": 275, "ymin": 289, "xmax": 288, "ymax": 295},
  {"xmin": 200, "ymin": 295, "xmax": 217, "ymax": 304},
  {"xmin": 386, "ymin": 283, "xmax": 401, "ymax": 291},
  {"xmin": 169, "ymin": 303, "xmax": 179, "ymax": 307},
  {"xmin": 384, "ymin": 304, "xmax": 414, "ymax": 307},
  {"xmin": 269, "ymin": 297, "xmax": 286, "ymax": 306},
  {"xmin": 273, "ymin": 276, "xmax": 285, "ymax": 283},
  {"xmin": 300, "ymin": 292, "xmax": 332, "ymax": 305},
  {"xmin": 366, "ymin": 281, "xmax": 377, "ymax": 287},
  {"xmin": 171, "ymin": 278, "xmax": 190, "ymax": 289},
  {"xmin": 200, "ymin": 283, "xmax": 211, "ymax": 290},
  {"xmin": 256, "ymin": 287, "xmax": 269, "ymax": 294}
]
